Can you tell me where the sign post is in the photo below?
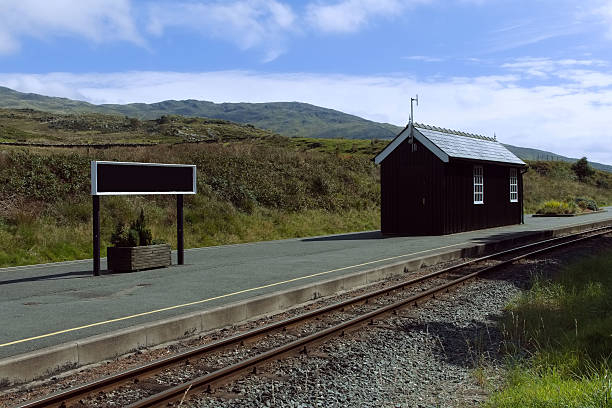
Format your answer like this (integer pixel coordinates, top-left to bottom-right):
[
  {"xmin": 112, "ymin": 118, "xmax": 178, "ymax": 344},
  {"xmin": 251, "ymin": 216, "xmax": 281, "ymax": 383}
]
[
  {"xmin": 93, "ymin": 195, "xmax": 101, "ymax": 276},
  {"xmin": 177, "ymin": 194, "xmax": 184, "ymax": 265},
  {"xmin": 91, "ymin": 161, "xmax": 196, "ymax": 276}
]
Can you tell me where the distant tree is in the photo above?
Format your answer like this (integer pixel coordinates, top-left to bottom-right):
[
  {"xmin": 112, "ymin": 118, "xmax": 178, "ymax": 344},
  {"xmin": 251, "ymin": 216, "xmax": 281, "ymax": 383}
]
[
  {"xmin": 571, "ymin": 157, "xmax": 595, "ymax": 181},
  {"xmin": 128, "ymin": 117, "xmax": 140, "ymax": 130}
]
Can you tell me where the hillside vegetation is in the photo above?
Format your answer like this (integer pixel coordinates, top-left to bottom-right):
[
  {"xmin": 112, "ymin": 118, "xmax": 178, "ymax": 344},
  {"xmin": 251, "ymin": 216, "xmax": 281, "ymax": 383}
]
[
  {"xmin": 0, "ymin": 144, "xmax": 380, "ymax": 267},
  {"xmin": 3, "ymin": 86, "xmax": 612, "ymax": 173},
  {"xmin": 0, "ymin": 108, "xmax": 610, "ymax": 267},
  {"xmin": 0, "ymin": 86, "xmax": 401, "ymax": 140},
  {"xmin": 0, "ymin": 110, "xmax": 383, "ymax": 267},
  {"xmin": 0, "ymin": 108, "xmax": 282, "ymax": 145},
  {"xmin": 523, "ymin": 160, "xmax": 612, "ymax": 213},
  {"xmin": 504, "ymin": 143, "xmax": 612, "ymax": 173}
]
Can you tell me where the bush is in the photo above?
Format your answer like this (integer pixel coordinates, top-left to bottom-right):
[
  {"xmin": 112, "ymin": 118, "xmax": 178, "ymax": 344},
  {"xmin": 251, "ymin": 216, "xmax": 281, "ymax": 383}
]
[
  {"xmin": 110, "ymin": 209, "xmax": 153, "ymax": 247},
  {"xmin": 575, "ymin": 197, "xmax": 598, "ymax": 211},
  {"xmin": 571, "ymin": 157, "xmax": 595, "ymax": 181},
  {"xmin": 536, "ymin": 200, "xmax": 577, "ymax": 215},
  {"xmin": 110, "ymin": 223, "xmax": 138, "ymax": 247}
]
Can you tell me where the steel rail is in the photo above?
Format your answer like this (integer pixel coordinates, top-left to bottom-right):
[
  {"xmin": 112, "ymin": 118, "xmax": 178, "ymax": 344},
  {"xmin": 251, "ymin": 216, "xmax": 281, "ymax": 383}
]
[
  {"xmin": 125, "ymin": 226, "xmax": 612, "ymax": 408},
  {"xmin": 15, "ymin": 225, "xmax": 612, "ymax": 408}
]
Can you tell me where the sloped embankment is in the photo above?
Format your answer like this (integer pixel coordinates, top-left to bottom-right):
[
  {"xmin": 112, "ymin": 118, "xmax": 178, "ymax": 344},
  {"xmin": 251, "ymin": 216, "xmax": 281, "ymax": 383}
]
[{"xmin": 0, "ymin": 143, "xmax": 380, "ymax": 267}]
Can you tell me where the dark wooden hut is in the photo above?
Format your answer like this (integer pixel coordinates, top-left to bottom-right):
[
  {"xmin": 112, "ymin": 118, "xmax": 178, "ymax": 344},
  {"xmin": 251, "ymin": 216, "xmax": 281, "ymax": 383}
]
[{"xmin": 374, "ymin": 123, "xmax": 526, "ymax": 235}]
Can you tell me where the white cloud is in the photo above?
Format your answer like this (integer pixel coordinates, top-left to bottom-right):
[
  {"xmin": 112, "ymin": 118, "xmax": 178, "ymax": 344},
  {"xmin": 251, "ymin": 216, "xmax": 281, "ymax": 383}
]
[
  {"xmin": 306, "ymin": 0, "xmax": 427, "ymax": 33},
  {"xmin": 501, "ymin": 57, "xmax": 608, "ymax": 79},
  {"xmin": 0, "ymin": 0, "xmax": 142, "ymax": 54},
  {"xmin": 597, "ymin": 0, "xmax": 612, "ymax": 39},
  {"xmin": 1, "ymin": 67, "xmax": 611, "ymax": 165},
  {"xmin": 147, "ymin": 0, "xmax": 296, "ymax": 61},
  {"xmin": 403, "ymin": 55, "xmax": 444, "ymax": 62}
]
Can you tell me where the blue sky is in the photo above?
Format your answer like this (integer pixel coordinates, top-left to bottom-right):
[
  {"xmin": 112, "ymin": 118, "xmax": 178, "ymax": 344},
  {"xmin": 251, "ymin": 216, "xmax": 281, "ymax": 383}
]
[{"xmin": 1, "ymin": 0, "xmax": 612, "ymax": 164}]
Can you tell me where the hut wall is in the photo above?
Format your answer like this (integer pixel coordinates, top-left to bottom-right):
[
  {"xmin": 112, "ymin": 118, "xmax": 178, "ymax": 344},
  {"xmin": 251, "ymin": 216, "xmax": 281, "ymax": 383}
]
[
  {"xmin": 381, "ymin": 139, "xmax": 445, "ymax": 235},
  {"xmin": 441, "ymin": 161, "xmax": 522, "ymax": 234}
]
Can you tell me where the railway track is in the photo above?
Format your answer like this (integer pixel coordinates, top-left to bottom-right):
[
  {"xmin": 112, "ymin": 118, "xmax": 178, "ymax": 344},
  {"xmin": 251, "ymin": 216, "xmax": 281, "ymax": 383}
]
[{"xmin": 14, "ymin": 225, "xmax": 612, "ymax": 408}]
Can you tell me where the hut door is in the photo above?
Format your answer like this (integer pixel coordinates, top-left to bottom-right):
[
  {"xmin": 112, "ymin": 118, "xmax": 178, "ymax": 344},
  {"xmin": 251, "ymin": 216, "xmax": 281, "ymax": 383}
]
[
  {"xmin": 409, "ymin": 160, "xmax": 432, "ymax": 235},
  {"xmin": 417, "ymin": 174, "xmax": 432, "ymax": 234}
]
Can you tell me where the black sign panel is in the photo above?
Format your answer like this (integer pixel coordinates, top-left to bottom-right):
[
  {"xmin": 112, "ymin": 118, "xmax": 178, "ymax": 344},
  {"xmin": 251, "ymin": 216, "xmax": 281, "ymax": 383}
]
[{"xmin": 91, "ymin": 161, "xmax": 196, "ymax": 195}]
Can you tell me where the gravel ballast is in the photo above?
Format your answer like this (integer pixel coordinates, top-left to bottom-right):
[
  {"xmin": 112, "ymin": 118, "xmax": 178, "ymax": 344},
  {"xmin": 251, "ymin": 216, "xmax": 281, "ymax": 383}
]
[
  {"xmin": 4, "ymin": 235, "xmax": 611, "ymax": 408},
  {"xmin": 192, "ymin": 271, "xmax": 523, "ymax": 408},
  {"xmin": 192, "ymin": 238, "xmax": 612, "ymax": 408}
]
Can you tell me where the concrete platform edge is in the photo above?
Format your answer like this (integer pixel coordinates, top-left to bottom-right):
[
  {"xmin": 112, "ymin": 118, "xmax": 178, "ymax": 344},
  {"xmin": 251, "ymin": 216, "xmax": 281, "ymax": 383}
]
[{"xmin": 1, "ymin": 219, "xmax": 610, "ymax": 384}]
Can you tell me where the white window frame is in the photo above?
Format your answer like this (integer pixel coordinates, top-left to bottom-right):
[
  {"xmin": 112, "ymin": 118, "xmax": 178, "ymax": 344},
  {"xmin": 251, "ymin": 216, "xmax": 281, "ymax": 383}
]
[
  {"xmin": 509, "ymin": 168, "xmax": 518, "ymax": 203},
  {"xmin": 473, "ymin": 165, "xmax": 484, "ymax": 204}
]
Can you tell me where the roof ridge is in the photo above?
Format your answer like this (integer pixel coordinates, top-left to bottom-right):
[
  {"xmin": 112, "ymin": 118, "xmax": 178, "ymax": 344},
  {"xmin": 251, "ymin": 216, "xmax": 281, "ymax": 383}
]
[{"xmin": 414, "ymin": 122, "xmax": 496, "ymax": 142}]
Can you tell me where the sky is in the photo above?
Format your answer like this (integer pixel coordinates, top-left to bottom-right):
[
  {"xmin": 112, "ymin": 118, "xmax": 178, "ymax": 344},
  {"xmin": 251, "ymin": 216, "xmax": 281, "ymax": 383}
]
[{"xmin": 0, "ymin": 0, "xmax": 611, "ymax": 164}]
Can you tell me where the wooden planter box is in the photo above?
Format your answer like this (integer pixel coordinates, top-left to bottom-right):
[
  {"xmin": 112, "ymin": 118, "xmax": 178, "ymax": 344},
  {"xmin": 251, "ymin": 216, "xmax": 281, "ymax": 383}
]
[{"xmin": 107, "ymin": 244, "xmax": 171, "ymax": 272}]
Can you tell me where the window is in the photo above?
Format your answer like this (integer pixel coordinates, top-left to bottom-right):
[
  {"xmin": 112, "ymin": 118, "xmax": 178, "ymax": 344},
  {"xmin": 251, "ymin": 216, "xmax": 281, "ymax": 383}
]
[
  {"xmin": 473, "ymin": 165, "xmax": 484, "ymax": 204},
  {"xmin": 509, "ymin": 168, "xmax": 518, "ymax": 202}
]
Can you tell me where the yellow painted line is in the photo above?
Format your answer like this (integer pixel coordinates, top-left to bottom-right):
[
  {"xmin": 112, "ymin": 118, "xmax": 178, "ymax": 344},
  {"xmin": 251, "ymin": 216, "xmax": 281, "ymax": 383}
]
[{"xmin": 0, "ymin": 242, "xmax": 466, "ymax": 348}]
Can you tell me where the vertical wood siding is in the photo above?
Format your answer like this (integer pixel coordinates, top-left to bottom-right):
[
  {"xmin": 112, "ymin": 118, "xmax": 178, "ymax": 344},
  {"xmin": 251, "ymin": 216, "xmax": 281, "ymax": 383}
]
[
  {"xmin": 441, "ymin": 161, "xmax": 522, "ymax": 234},
  {"xmin": 381, "ymin": 140, "xmax": 523, "ymax": 235},
  {"xmin": 381, "ymin": 139, "xmax": 444, "ymax": 235}
]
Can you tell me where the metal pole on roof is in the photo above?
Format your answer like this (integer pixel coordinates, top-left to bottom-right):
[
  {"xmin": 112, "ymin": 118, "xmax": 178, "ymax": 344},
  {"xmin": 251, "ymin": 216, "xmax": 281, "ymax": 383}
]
[{"xmin": 410, "ymin": 94, "xmax": 419, "ymax": 124}]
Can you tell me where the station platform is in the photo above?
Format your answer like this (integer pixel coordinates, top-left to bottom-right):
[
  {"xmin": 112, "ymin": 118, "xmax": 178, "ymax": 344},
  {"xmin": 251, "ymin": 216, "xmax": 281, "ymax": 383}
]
[{"xmin": 2, "ymin": 210, "xmax": 612, "ymax": 383}]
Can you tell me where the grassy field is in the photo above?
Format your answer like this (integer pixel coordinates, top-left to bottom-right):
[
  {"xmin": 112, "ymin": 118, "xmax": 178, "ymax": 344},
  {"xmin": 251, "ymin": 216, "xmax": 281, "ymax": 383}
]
[{"xmin": 487, "ymin": 250, "xmax": 612, "ymax": 407}]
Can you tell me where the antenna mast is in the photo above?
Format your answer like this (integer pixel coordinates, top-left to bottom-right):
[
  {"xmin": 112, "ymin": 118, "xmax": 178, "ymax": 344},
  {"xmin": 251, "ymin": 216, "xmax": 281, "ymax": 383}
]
[{"xmin": 410, "ymin": 94, "xmax": 419, "ymax": 124}]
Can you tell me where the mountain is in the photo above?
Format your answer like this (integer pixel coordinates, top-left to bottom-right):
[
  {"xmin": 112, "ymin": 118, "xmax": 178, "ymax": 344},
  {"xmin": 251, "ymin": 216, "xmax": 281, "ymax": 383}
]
[
  {"xmin": 0, "ymin": 86, "xmax": 401, "ymax": 140},
  {"xmin": 503, "ymin": 144, "xmax": 612, "ymax": 173},
  {"xmin": 1, "ymin": 86, "xmax": 610, "ymax": 172}
]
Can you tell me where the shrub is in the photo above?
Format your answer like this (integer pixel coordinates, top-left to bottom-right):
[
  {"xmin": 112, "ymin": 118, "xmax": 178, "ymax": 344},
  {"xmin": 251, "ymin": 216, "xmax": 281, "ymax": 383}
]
[
  {"xmin": 536, "ymin": 200, "xmax": 577, "ymax": 215},
  {"xmin": 110, "ymin": 209, "xmax": 153, "ymax": 247},
  {"xmin": 571, "ymin": 157, "xmax": 595, "ymax": 181},
  {"xmin": 110, "ymin": 222, "xmax": 138, "ymax": 247},
  {"xmin": 574, "ymin": 197, "xmax": 598, "ymax": 211}
]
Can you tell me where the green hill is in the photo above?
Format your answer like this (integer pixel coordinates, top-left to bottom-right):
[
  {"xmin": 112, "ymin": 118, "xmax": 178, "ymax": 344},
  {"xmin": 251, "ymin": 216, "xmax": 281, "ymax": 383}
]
[
  {"xmin": 0, "ymin": 108, "xmax": 283, "ymax": 145},
  {"xmin": 503, "ymin": 143, "xmax": 612, "ymax": 173},
  {"xmin": 1, "ymin": 86, "xmax": 610, "ymax": 172},
  {"xmin": 0, "ymin": 86, "xmax": 401, "ymax": 140}
]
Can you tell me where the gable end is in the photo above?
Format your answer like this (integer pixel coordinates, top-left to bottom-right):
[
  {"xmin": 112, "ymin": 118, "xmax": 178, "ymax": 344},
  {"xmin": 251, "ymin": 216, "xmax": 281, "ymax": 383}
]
[{"xmin": 374, "ymin": 124, "xmax": 449, "ymax": 164}]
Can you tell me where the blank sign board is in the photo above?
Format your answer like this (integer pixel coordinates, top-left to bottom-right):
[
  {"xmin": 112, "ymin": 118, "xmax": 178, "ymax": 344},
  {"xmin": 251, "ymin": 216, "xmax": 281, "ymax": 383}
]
[{"xmin": 91, "ymin": 161, "xmax": 197, "ymax": 195}]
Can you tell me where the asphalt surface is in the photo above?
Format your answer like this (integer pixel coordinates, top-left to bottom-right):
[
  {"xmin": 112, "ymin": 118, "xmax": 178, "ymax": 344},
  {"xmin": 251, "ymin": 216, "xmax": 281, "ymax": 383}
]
[{"xmin": 1, "ymin": 211, "xmax": 611, "ymax": 359}]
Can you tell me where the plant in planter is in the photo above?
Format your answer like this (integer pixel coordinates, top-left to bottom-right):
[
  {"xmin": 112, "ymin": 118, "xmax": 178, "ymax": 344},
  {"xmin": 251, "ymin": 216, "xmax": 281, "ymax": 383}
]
[
  {"xmin": 535, "ymin": 200, "xmax": 577, "ymax": 215},
  {"xmin": 107, "ymin": 209, "xmax": 171, "ymax": 272}
]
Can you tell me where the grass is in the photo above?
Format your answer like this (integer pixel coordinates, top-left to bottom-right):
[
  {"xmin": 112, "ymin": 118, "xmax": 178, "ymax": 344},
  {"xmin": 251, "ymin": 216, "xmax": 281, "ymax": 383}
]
[
  {"xmin": 490, "ymin": 367, "xmax": 611, "ymax": 407},
  {"xmin": 0, "ymin": 142, "xmax": 380, "ymax": 267},
  {"xmin": 487, "ymin": 250, "xmax": 612, "ymax": 407},
  {"xmin": 524, "ymin": 160, "xmax": 612, "ymax": 214}
]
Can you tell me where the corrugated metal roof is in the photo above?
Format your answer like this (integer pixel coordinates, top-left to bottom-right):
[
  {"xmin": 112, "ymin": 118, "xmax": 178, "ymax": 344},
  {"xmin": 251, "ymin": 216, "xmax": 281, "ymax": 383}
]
[{"xmin": 414, "ymin": 124, "xmax": 525, "ymax": 165}]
